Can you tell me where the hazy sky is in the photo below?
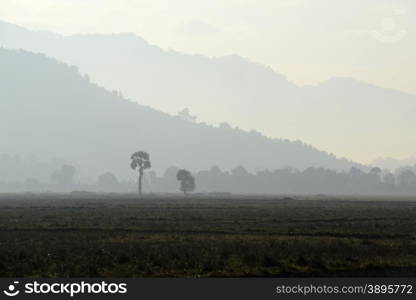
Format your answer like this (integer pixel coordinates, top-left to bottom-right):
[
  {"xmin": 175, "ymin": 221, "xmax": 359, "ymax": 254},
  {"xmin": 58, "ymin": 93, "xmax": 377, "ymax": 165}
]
[{"xmin": 1, "ymin": 0, "xmax": 415, "ymax": 94}]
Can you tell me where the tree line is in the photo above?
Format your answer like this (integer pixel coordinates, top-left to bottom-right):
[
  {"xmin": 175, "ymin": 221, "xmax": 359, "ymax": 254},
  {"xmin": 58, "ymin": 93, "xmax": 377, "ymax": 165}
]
[{"xmin": 2, "ymin": 150, "xmax": 416, "ymax": 196}]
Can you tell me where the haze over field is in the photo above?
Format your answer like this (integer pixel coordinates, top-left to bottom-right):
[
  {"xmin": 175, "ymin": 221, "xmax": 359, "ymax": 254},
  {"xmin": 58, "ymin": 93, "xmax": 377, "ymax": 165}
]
[{"xmin": 0, "ymin": 1, "xmax": 415, "ymax": 188}]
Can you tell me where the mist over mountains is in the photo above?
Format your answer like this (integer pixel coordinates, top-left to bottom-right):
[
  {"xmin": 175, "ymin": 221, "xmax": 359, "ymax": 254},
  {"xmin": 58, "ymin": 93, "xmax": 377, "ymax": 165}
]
[
  {"xmin": 0, "ymin": 47, "xmax": 364, "ymax": 181},
  {"xmin": 371, "ymin": 157, "xmax": 416, "ymax": 172},
  {"xmin": 1, "ymin": 20, "xmax": 415, "ymax": 166}
]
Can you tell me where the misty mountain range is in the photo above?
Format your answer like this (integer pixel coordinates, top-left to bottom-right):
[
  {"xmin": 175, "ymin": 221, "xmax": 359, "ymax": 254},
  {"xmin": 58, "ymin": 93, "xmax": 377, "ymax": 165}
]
[
  {"xmin": 0, "ymin": 20, "xmax": 415, "ymax": 181},
  {"xmin": 0, "ymin": 47, "xmax": 364, "ymax": 181},
  {"xmin": 1, "ymin": 20, "xmax": 415, "ymax": 170}
]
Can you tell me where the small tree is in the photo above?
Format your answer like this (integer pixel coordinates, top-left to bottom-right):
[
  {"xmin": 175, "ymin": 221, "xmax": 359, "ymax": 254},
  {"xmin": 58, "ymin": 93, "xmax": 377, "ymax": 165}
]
[
  {"xmin": 176, "ymin": 169, "xmax": 195, "ymax": 196},
  {"xmin": 97, "ymin": 172, "xmax": 119, "ymax": 192},
  {"xmin": 51, "ymin": 165, "xmax": 76, "ymax": 186},
  {"xmin": 369, "ymin": 167, "xmax": 382, "ymax": 176},
  {"xmin": 397, "ymin": 169, "xmax": 416, "ymax": 187},
  {"xmin": 130, "ymin": 151, "xmax": 151, "ymax": 195},
  {"xmin": 177, "ymin": 108, "xmax": 197, "ymax": 123}
]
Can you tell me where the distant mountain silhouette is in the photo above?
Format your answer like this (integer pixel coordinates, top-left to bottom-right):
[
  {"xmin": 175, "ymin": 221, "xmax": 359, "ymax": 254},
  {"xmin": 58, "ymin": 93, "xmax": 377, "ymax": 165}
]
[
  {"xmin": 1, "ymin": 20, "xmax": 415, "ymax": 163},
  {"xmin": 0, "ymin": 48, "xmax": 363, "ymax": 179}
]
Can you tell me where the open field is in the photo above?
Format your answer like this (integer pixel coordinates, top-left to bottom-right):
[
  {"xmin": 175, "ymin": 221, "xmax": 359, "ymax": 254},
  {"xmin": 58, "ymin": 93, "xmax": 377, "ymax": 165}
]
[{"xmin": 0, "ymin": 193, "xmax": 416, "ymax": 277}]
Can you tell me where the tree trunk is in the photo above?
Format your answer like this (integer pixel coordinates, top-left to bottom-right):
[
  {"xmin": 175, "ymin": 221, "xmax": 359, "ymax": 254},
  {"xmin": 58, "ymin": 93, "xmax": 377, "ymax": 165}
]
[{"xmin": 138, "ymin": 169, "xmax": 143, "ymax": 196}]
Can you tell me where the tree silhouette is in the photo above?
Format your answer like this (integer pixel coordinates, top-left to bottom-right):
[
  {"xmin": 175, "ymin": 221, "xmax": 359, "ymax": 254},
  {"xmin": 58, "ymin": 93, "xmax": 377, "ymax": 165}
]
[
  {"xmin": 383, "ymin": 172, "xmax": 396, "ymax": 185},
  {"xmin": 130, "ymin": 151, "xmax": 151, "ymax": 195},
  {"xmin": 177, "ymin": 108, "xmax": 197, "ymax": 123},
  {"xmin": 51, "ymin": 165, "xmax": 76, "ymax": 186},
  {"xmin": 369, "ymin": 167, "xmax": 382, "ymax": 176},
  {"xmin": 397, "ymin": 169, "xmax": 416, "ymax": 188},
  {"xmin": 97, "ymin": 172, "xmax": 119, "ymax": 192},
  {"xmin": 176, "ymin": 169, "xmax": 195, "ymax": 196}
]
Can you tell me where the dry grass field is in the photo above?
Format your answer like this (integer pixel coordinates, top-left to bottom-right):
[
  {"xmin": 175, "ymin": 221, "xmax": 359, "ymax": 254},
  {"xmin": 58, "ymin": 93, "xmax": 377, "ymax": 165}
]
[{"xmin": 0, "ymin": 193, "xmax": 415, "ymax": 277}]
